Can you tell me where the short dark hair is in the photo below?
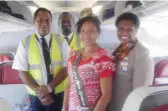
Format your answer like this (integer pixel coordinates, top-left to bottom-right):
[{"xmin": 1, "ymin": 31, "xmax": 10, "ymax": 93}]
[
  {"xmin": 58, "ymin": 12, "xmax": 73, "ymax": 21},
  {"xmin": 115, "ymin": 12, "xmax": 140, "ymax": 29},
  {"xmin": 34, "ymin": 7, "xmax": 52, "ymax": 20},
  {"xmin": 76, "ymin": 16, "xmax": 101, "ymax": 34}
]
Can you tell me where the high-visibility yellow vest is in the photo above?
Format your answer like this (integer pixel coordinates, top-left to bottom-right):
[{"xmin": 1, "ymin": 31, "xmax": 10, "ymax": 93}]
[
  {"xmin": 23, "ymin": 34, "xmax": 65, "ymax": 96},
  {"xmin": 60, "ymin": 33, "xmax": 83, "ymax": 50}
]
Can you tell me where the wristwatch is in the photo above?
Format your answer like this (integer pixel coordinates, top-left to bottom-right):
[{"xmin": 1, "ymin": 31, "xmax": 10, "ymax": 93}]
[{"xmin": 47, "ymin": 85, "xmax": 53, "ymax": 93}]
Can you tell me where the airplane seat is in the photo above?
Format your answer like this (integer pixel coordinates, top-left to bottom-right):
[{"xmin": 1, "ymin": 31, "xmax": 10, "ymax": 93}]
[
  {"xmin": 150, "ymin": 104, "xmax": 168, "ymax": 111},
  {"xmin": 139, "ymin": 89, "xmax": 168, "ymax": 111},
  {"xmin": 0, "ymin": 97, "xmax": 12, "ymax": 111},
  {"xmin": 0, "ymin": 69, "xmax": 2, "ymax": 84},
  {"xmin": 122, "ymin": 85, "xmax": 168, "ymax": 111},
  {"xmin": 0, "ymin": 53, "xmax": 14, "ymax": 64},
  {"xmin": 0, "ymin": 62, "xmax": 32, "ymax": 111},
  {"xmin": 0, "ymin": 62, "xmax": 22, "ymax": 84},
  {"xmin": 0, "ymin": 84, "xmax": 32, "ymax": 111},
  {"xmin": 153, "ymin": 60, "xmax": 168, "ymax": 85}
]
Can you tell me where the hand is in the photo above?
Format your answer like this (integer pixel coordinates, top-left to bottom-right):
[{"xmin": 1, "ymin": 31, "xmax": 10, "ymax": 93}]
[
  {"xmin": 35, "ymin": 85, "xmax": 49, "ymax": 99},
  {"xmin": 69, "ymin": 49, "xmax": 75, "ymax": 56},
  {"xmin": 40, "ymin": 94, "xmax": 54, "ymax": 105},
  {"xmin": 62, "ymin": 107, "xmax": 68, "ymax": 111}
]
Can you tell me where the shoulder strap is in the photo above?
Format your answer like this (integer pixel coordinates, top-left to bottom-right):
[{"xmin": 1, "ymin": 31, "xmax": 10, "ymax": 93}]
[
  {"xmin": 72, "ymin": 53, "xmax": 97, "ymax": 111},
  {"xmin": 72, "ymin": 51, "xmax": 89, "ymax": 109}
]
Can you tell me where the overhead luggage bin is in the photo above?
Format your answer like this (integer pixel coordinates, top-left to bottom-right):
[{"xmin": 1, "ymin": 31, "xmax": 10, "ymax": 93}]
[
  {"xmin": 101, "ymin": 1, "xmax": 168, "ymax": 26},
  {"xmin": 0, "ymin": 12, "xmax": 33, "ymax": 32}
]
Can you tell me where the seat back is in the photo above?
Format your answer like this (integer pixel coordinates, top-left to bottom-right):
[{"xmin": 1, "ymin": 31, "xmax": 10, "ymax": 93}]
[
  {"xmin": 122, "ymin": 86, "xmax": 168, "ymax": 111},
  {"xmin": 150, "ymin": 104, "xmax": 168, "ymax": 111},
  {"xmin": 139, "ymin": 90, "xmax": 168, "ymax": 111},
  {"xmin": 0, "ymin": 98, "xmax": 12, "ymax": 111},
  {"xmin": 0, "ymin": 53, "xmax": 13, "ymax": 64},
  {"xmin": 0, "ymin": 85, "xmax": 32, "ymax": 111},
  {"xmin": 0, "ymin": 61, "xmax": 32, "ymax": 111},
  {"xmin": 153, "ymin": 60, "xmax": 168, "ymax": 85},
  {"xmin": 0, "ymin": 62, "xmax": 22, "ymax": 84}
]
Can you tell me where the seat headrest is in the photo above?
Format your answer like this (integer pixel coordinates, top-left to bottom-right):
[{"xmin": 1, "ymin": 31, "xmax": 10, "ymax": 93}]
[
  {"xmin": 0, "ymin": 62, "xmax": 22, "ymax": 84},
  {"xmin": 154, "ymin": 60, "xmax": 168, "ymax": 85},
  {"xmin": 150, "ymin": 104, "xmax": 168, "ymax": 111},
  {"xmin": 139, "ymin": 90, "xmax": 168, "ymax": 111},
  {"xmin": 0, "ymin": 53, "xmax": 13, "ymax": 64},
  {"xmin": 0, "ymin": 70, "xmax": 2, "ymax": 84},
  {"xmin": 155, "ymin": 60, "xmax": 168, "ymax": 77}
]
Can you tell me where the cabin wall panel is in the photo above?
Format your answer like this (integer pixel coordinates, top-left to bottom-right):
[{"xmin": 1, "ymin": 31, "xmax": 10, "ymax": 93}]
[{"xmin": 0, "ymin": 29, "xmax": 35, "ymax": 53}]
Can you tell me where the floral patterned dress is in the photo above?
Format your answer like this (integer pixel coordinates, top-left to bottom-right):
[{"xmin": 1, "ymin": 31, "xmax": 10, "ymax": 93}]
[{"xmin": 67, "ymin": 48, "xmax": 115, "ymax": 111}]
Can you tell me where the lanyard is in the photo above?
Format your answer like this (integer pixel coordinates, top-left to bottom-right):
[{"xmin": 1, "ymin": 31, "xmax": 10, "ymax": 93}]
[
  {"xmin": 35, "ymin": 34, "xmax": 52, "ymax": 51},
  {"xmin": 73, "ymin": 50, "xmax": 87, "ymax": 107},
  {"xmin": 72, "ymin": 49, "xmax": 96, "ymax": 111}
]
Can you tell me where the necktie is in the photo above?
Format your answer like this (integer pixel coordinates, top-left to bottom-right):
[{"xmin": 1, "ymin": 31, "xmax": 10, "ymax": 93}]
[
  {"xmin": 41, "ymin": 37, "xmax": 53, "ymax": 83},
  {"xmin": 64, "ymin": 36, "xmax": 70, "ymax": 45}
]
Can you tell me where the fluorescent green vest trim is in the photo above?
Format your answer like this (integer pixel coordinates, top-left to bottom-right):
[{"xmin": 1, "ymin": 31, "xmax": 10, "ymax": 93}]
[
  {"xmin": 60, "ymin": 33, "xmax": 83, "ymax": 50},
  {"xmin": 70, "ymin": 33, "xmax": 83, "ymax": 50}
]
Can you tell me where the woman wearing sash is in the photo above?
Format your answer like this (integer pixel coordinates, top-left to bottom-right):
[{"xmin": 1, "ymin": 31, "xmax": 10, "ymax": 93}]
[
  {"xmin": 62, "ymin": 16, "xmax": 115, "ymax": 111},
  {"xmin": 108, "ymin": 12, "xmax": 154, "ymax": 111}
]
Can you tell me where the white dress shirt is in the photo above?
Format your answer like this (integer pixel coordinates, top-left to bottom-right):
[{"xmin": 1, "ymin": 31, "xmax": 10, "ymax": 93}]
[
  {"xmin": 60, "ymin": 32, "xmax": 74, "ymax": 64},
  {"xmin": 12, "ymin": 31, "xmax": 70, "ymax": 85},
  {"xmin": 60, "ymin": 32, "xmax": 73, "ymax": 40}
]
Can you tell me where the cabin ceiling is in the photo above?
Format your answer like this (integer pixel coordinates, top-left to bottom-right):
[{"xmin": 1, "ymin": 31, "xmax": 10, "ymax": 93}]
[
  {"xmin": 15, "ymin": 0, "xmax": 112, "ymax": 12},
  {"xmin": 14, "ymin": 0, "xmax": 158, "ymax": 14}
]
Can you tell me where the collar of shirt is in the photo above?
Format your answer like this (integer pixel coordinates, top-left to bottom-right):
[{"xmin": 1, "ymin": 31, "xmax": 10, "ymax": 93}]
[
  {"xmin": 60, "ymin": 32, "xmax": 73, "ymax": 40},
  {"xmin": 35, "ymin": 31, "xmax": 51, "ymax": 47}
]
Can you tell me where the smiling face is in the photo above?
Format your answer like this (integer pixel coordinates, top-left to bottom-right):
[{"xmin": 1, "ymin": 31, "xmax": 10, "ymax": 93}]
[
  {"xmin": 79, "ymin": 20, "xmax": 99, "ymax": 47},
  {"xmin": 117, "ymin": 20, "xmax": 137, "ymax": 44},
  {"xmin": 34, "ymin": 11, "xmax": 52, "ymax": 37},
  {"xmin": 59, "ymin": 14, "xmax": 73, "ymax": 36}
]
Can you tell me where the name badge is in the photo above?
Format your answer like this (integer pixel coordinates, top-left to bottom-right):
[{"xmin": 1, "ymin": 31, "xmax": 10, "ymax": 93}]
[{"xmin": 120, "ymin": 58, "xmax": 128, "ymax": 73}]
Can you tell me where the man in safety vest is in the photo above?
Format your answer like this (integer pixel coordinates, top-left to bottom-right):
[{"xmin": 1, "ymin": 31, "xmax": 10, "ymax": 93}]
[
  {"xmin": 12, "ymin": 7, "xmax": 68, "ymax": 111},
  {"xmin": 58, "ymin": 12, "xmax": 83, "ymax": 50}
]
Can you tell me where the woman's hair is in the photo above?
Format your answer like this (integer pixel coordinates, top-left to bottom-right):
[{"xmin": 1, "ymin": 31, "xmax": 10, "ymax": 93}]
[
  {"xmin": 115, "ymin": 12, "xmax": 140, "ymax": 29},
  {"xmin": 76, "ymin": 16, "xmax": 101, "ymax": 35}
]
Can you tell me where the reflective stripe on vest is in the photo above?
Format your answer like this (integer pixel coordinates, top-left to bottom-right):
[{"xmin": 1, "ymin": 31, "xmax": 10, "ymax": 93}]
[
  {"xmin": 29, "ymin": 60, "xmax": 62, "ymax": 70},
  {"xmin": 23, "ymin": 33, "xmax": 65, "ymax": 95}
]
